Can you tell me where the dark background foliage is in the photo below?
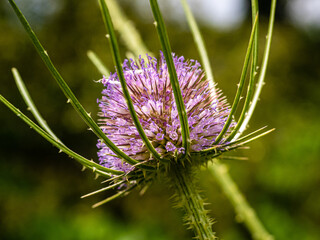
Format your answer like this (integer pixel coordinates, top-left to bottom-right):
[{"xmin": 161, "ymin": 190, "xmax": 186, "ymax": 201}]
[{"xmin": 0, "ymin": 0, "xmax": 319, "ymax": 239}]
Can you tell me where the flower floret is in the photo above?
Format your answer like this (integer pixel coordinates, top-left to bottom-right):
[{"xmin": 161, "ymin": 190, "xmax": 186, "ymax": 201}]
[{"xmin": 97, "ymin": 53, "xmax": 233, "ymax": 172}]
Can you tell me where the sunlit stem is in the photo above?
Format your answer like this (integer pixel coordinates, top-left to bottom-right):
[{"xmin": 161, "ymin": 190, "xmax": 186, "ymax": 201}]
[
  {"xmin": 226, "ymin": 0, "xmax": 259, "ymax": 141},
  {"xmin": 233, "ymin": 0, "xmax": 277, "ymax": 141},
  {"xmin": 149, "ymin": 0, "xmax": 190, "ymax": 158},
  {"xmin": 251, "ymin": 0, "xmax": 259, "ymax": 76}
]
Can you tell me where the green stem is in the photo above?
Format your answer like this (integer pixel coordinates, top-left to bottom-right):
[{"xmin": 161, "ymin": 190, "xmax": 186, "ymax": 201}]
[
  {"xmin": 12, "ymin": 68, "xmax": 61, "ymax": 143},
  {"xmin": 234, "ymin": 0, "xmax": 277, "ymax": 140},
  {"xmin": 226, "ymin": 2, "xmax": 259, "ymax": 141},
  {"xmin": 149, "ymin": 0, "xmax": 190, "ymax": 157},
  {"xmin": 99, "ymin": 0, "xmax": 168, "ymax": 163},
  {"xmin": 208, "ymin": 161, "xmax": 274, "ymax": 240},
  {"xmin": 170, "ymin": 164, "xmax": 216, "ymax": 239},
  {"xmin": 213, "ymin": 14, "xmax": 258, "ymax": 145}
]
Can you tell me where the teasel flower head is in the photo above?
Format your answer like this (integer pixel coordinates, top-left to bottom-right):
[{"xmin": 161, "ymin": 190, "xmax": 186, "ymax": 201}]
[{"xmin": 97, "ymin": 52, "xmax": 235, "ymax": 173}]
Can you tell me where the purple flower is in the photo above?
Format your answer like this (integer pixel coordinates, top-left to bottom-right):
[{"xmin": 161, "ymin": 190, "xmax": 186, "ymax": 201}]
[{"xmin": 97, "ymin": 53, "xmax": 233, "ymax": 172}]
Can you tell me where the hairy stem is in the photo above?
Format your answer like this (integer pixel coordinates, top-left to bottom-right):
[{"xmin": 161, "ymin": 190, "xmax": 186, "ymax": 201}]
[{"xmin": 170, "ymin": 164, "xmax": 216, "ymax": 240}]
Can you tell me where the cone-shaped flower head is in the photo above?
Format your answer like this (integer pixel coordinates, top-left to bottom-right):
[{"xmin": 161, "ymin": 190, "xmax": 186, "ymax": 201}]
[{"xmin": 97, "ymin": 53, "xmax": 233, "ymax": 172}]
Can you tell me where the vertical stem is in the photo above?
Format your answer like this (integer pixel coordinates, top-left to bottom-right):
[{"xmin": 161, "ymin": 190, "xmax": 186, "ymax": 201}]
[
  {"xmin": 149, "ymin": 0, "xmax": 190, "ymax": 157},
  {"xmin": 99, "ymin": 0, "xmax": 168, "ymax": 163},
  {"xmin": 170, "ymin": 164, "xmax": 216, "ymax": 240}
]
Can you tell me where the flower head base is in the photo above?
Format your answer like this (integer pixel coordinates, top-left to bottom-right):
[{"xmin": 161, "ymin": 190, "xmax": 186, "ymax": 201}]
[{"xmin": 97, "ymin": 53, "xmax": 234, "ymax": 172}]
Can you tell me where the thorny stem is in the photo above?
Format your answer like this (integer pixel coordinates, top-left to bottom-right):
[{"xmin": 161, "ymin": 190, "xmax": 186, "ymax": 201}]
[
  {"xmin": 170, "ymin": 164, "xmax": 216, "ymax": 240},
  {"xmin": 149, "ymin": 0, "xmax": 191, "ymax": 158},
  {"xmin": 99, "ymin": 0, "xmax": 168, "ymax": 163},
  {"xmin": 213, "ymin": 14, "xmax": 258, "ymax": 145},
  {"xmin": 178, "ymin": 0, "xmax": 275, "ymax": 239},
  {"xmin": 234, "ymin": 0, "xmax": 277, "ymax": 140},
  {"xmin": 226, "ymin": 0, "xmax": 259, "ymax": 141}
]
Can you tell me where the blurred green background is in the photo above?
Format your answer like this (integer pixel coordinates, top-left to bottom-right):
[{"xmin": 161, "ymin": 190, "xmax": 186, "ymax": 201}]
[{"xmin": 0, "ymin": 0, "xmax": 319, "ymax": 239}]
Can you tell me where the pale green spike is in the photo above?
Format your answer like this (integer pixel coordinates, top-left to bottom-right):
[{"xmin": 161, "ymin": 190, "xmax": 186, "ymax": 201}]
[
  {"xmin": 81, "ymin": 180, "xmax": 126, "ymax": 198},
  {"xmin": 12, "ymin": 68, "xmax": 61, "ymax": 143},
  {"xmin": 92, "ymin": 183, "xmax": 137, "ymax": 208},
  {"xmin": 92, "ymin": 191, "xmax": 125, "ymax": 208},
  {"xmin": 226, "ymin": 128, "xmax": 275, "ymax": 151}
]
